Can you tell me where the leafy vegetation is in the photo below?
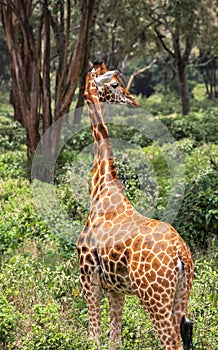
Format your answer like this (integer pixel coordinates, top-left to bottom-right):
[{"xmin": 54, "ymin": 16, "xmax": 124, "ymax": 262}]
[{"xmin": 0, "ymin": 88, "xmax": 218, "ymax": 349}]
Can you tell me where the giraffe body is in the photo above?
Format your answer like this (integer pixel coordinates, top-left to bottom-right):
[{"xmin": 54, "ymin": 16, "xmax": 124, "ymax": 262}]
[{"xmin": 77, "ymin": 62, "xmax": 194, "ymax": 350}]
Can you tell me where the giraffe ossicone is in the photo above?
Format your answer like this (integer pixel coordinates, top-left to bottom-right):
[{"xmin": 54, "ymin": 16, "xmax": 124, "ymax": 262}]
[{"xmin": 77, "ymin": 61, "xmax": 194, "ymax": 350}]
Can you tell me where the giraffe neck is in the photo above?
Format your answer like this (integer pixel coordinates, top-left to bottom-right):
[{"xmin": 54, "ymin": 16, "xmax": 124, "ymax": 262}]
[{"xmin": 86, "ymin": 77, "xmax": 127, "ymax": 211}]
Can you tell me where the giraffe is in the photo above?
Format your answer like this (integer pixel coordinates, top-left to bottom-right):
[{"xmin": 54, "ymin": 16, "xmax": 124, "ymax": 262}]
[{"xmin": 76, "ymin": 61, "xmax": 194, "ymax": 350}]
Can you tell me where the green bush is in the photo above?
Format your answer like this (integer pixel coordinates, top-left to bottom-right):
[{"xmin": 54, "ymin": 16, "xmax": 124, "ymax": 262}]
[
  {"xmin": 174, "ymin": 170, "xmax": 218, "ymax": 250},
  {"xmin": 66, "ymin": 127, "xmax": 93, "ymax": 152},
  {"xmin": 189, "ymin": 253, "xmax": 218, "ymax": 350},
  {"xmin": 0, "ymin": 251, "xmax": 89, "ymax": 350},
  {"xmin": 199, "ymin": 108, "xmax": 218, "ymax": 143},
  {"xmin": 115, "ymin": 149, "xmax": 158, "ymax": 213},
  {"xmin": 184, "ymin": 143, "xmax": 217, "ymax": 181},
  {"xmin": 0, "ymin": 293, "xmax": 21, "ymax": 348},
  {"xmin": 138, "ymin": 92, "xmax": 182, "ymax": 115},
  {"xmin": 0, "ymin": 115, "xmax": 25, "ymax": 152},
  {"xmin": 0, "ymin": 179, "xmax": 54, "ymax": 253},
  {"xmin": 160, "ymin": 108, "xmax": 218, "ymax": 146},
  {"xmin": 0, "ymin": 151, "xmax": 26, "ymax": 178}
]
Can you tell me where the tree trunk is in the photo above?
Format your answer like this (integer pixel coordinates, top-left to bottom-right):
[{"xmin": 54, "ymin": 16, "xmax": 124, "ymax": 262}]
[
  {"xmin": 177, "ymin": 61, "xmax": 190, "ymax": 115},
  {"xmin": 74, "ymin": 75, "xmax": 86, "ymax": 125},
  {"xmin": 42, "ymin": 0, "xmax": 52, "ymax": 135}
]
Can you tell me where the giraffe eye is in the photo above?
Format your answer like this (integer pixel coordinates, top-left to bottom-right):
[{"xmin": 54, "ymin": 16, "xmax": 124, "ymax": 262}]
[{"xmin": 110, "ymin": 82, "xmax": 119, "ymax": 89}]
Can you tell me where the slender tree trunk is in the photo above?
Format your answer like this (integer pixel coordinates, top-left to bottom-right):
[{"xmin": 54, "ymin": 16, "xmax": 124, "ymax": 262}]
[
  {"xmin": 177, "ymin": 61, "xmax": 190, "ymax": 115},
  {"xmin": 42, "ymin": 1, "xmax": 52, "ymax": 134},
  {"xmin": 173, "ymin": 28, "xmax": 192, "ymax": 115},
  {"xmin": 26, "ymin": 117, "xmax": 40, "ymax": 158},
  {"xmin": 73, "ymin": 0, "xmax": 100, "ymax": 126},
  {"xmin": 74, "ymin": 75, "xmax": 86, "ymax": 125}
]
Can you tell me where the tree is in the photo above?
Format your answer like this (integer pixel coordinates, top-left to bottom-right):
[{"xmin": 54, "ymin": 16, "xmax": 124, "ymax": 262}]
[
  {"xmin": 91, "ymin": 1, "xmax": 155, "ymax": 72},
  {"xmin": 0, "ymin": 0, "xmax": 100, "ymax": 159},
  {"xmin": 146, "ymin": 0, "xmax": 201, "ymax": 115},
  {"xmin": 195, "ymin": 0, "xmax": 218, "ymax": 98},
  {"xmin": 197, "ymin": 54, "xmax": 218, "ymax": 98}
]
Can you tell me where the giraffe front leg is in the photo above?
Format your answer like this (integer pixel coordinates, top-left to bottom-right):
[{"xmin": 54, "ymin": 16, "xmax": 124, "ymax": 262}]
[
  {"xmin": 108, "ymin": 291, "xmax": 125, "ymax": 350},
  {"xmin": 79, "ymin": 273, "xmax": 101, "ymax": 347}
]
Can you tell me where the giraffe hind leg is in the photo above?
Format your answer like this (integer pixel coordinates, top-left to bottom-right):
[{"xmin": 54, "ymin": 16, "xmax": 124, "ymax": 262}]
[
  {"xmin": 148, "ymin": 311, "xmax": 183, "ymax": 350},
  {"xmin": 173, "ymin": 260, "xmax": 194, "ymax": 349},
  {"xmin": 108, "ymin": 291, "xmax": 125, "ymax": 350},
  {"xmin": 137, "ymin": 293, "xmax": 184, "ymax": 349},
  {"xmin": 180, "ymin": 316, "xmax": 194, "ymax": 350},
  {"xmin": 129, "ymin": 268, "xmax": 184, "ymax": 348}
]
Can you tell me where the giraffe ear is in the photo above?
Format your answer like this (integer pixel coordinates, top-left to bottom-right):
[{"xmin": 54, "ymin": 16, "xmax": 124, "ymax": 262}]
[{"xmin": 94, "ymin": 70, "xmax": 116, "ymax": 86}]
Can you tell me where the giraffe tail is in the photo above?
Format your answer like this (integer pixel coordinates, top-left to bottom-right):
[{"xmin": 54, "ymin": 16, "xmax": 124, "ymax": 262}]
[{"xmin": 180, "ymin": 315, "xmax": 194, "ymax": 350}]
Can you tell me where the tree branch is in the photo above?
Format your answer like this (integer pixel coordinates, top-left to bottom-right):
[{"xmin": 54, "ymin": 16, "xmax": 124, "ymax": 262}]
[
  {"xmin": 126, "ymin": 58, "xmax": 157, "ymax": 90},
  {"xmin": 189, "ymin": 56, "xmax": 218, "ymax": 68},
  {"xmin": 154, "ymin": 24, "xmax": 175, "ymax": 58}
]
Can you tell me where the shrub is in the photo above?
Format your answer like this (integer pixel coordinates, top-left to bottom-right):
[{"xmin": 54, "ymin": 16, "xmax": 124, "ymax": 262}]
[
  {"xmin": 160, "ymin": 108, "xmax": 218, "ymax": 146},
  {"xmin": 66, "ymin": 127, "xmax": 93, "ymax": 152},
  {"xmin": 184, "ymin": 143, "xmax": 217, "ymax": 181},
  {"xmin": 114, "ymin": 149, "xmax": 158, "ymax": 214},
  {"xmin": 0, "ymin": 251, "xmax": 90, "ymax": 350},
  {"xmin": 0, "ymin": 151, "xmax": 26, "ymax": 178},
  {"xmin": 0, "ymin": 179, "xmax": 54, "ymax": 253},
  {"xmin": 189, "ymin": 253, "xmax": 218, "ymax": 350},
  {"xmin": 0, "ymin": 293, "xmax": 21, "ymax": 348},
  {"xmin": 174, "ymin": 170, "xmax": 218, "ymax": 250},
  {"xmin": 138, "ymin": 92, "xmax": 182, "ymax": 115},
  {"xmin": 160, "ymin": 113, "xmax": 204, "ymax": 144},
  {"xmin": 0, "ymin": 115, "xmax": 25, "ymax": 151}
]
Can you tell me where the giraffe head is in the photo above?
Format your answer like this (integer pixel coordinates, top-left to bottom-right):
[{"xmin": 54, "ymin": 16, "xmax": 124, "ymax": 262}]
[{"xmin": 85, "ymin": 61, "xmax": 139, "ymax": 108}]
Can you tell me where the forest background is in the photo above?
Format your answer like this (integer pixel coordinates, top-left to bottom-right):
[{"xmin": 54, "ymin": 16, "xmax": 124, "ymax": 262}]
[{"xmin": 0, "ymin": 1, "xmax": 217, "ymax": 349}]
